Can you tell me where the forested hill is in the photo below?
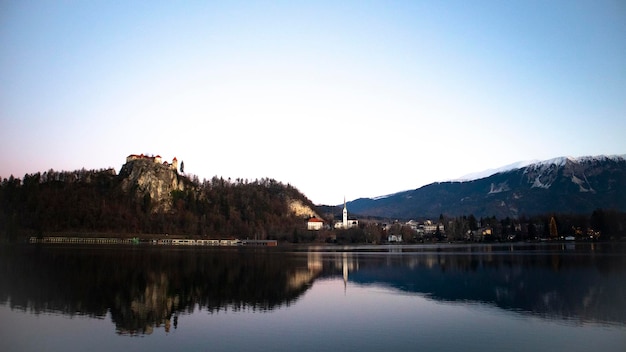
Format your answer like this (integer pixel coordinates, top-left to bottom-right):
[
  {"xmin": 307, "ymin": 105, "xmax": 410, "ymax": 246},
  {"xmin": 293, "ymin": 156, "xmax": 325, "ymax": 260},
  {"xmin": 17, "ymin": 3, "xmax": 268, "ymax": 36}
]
[{"xmin": 0, "ymin": 161, "xmax": 322, "ymax": 241}]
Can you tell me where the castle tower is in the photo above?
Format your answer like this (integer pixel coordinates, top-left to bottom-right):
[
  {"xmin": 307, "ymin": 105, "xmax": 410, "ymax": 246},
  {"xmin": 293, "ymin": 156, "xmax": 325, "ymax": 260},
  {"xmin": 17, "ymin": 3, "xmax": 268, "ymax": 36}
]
[
  {"xmin": 171, "ymin": 157, "xmax": 178, "ymax": 171},
  {"xmin": 342, "ymin": 197, "xmax": 348, "ymax": 229}
]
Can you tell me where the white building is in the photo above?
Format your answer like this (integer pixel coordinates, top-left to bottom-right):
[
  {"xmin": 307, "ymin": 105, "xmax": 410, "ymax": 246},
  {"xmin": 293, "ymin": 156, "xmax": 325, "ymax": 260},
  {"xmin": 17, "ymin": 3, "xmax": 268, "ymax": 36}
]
[
  {"xmin": 334, "ymin": 198, "xmax": 358, "ymax": 229},
  {"xmin": 388, "ymin": 234, "xmax": 403, "ymax": 243},
  {"xmin": 405, "ymin": 220, "xmax": 419, "ymax": 231},
  {"xmin": 423, "ymin": 220, "xmax": 445, "ymax": 234}
]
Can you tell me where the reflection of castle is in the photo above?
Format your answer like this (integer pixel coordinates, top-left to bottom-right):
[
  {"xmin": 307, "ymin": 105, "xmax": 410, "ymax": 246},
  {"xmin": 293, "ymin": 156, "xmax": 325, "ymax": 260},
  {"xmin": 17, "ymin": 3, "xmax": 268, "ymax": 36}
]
[
  {"xmin": 6, "ymin": 244, "xmax": 624, "ymax": 334},
  {"xmin": 121, "ymin": 272, "xmax": 180, "ymax": 335},
  {"xmin": 126, "ymin": 154, "xmax": 178, "ymax": 171},
  {"xmin": 0, "ymin": 246, "xmax": 323, "ymax": 337}
]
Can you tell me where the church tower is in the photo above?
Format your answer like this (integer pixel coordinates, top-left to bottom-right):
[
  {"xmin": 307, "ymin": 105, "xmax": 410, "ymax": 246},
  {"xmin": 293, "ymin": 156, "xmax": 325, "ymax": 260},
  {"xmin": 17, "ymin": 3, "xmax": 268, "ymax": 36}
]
[{"xmin": 342, "ymin": 197, "xmax": 348, "ymax": 229}]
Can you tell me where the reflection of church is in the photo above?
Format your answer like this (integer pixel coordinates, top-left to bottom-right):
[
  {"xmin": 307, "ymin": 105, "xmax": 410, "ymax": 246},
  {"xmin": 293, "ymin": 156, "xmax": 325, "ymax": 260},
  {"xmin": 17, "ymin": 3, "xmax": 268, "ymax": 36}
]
[
  {"xmin": 339, "ymin": 253, "xmax": 360, "ymax": 294},
  {"xmin": 343, "ymin": 253, "xmax": 349, "ymax": 293},
  {"xmin": 334, "ymin": 197, "xmax": 359, "ymax": 229}
]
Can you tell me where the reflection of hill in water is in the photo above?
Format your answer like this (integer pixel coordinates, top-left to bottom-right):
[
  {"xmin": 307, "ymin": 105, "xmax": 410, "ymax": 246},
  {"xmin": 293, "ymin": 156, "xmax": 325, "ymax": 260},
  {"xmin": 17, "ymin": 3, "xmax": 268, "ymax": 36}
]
[
  {"xmin": 1, "ymin": 244, "xmax": 624, "ymax": 334},
  {"xmin": 341, "ymin": 244, "xmax": 626, "ymax": 325},
  {"xmin": 0, "ymin": 245, "xmax": 319, "ymax": 335}
]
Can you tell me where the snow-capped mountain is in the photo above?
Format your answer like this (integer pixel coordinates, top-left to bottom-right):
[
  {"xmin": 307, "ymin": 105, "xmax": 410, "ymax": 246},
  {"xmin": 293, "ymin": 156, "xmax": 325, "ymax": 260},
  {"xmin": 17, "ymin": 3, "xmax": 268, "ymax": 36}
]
[
  {"xmin": 452, "ymin": 155, "xmax": 626, "ymax": 183},
  {"xmin": 348, "ymin": 155, "xmax": 626, "ymax": 219},
  {"xmin": 522, "ymin": 155, "xmax": 626, "ymax": 191},
  {"xmin": 452, "ymin": 160, "xmax": 539, "ymax": 182}
]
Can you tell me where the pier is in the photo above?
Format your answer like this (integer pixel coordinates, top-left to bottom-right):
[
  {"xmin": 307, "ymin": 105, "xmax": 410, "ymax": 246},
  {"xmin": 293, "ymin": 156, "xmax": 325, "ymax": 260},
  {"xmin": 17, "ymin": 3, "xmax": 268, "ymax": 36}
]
[{"xmin": 29, "ymin": 236, "xmax": 277, "ymax": 246}]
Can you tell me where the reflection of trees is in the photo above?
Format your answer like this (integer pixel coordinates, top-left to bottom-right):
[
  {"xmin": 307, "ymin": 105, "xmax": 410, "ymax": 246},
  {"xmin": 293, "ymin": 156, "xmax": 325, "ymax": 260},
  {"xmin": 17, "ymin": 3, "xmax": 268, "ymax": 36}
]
[
  {"xmin": 0, "ymin": 246, "xmax": 320, "ymax": 335},
  {"xmin": 338, "ymin": 243, "xmax": 626, "ymax": 325},
  {"xmin": 1, "ymin": 243, "xmax": 624, "ymax": 334}
]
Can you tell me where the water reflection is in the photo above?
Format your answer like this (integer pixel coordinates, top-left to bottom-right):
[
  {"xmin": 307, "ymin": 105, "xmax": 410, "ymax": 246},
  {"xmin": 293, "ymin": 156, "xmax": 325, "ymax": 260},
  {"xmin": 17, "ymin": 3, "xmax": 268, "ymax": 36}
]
[
  {"xmin": 0, "ymin": 243, "xmax": 624, "ymax": 336},
  {"xmin": 327, "ymin": 244, "xmax": 626, "ymax": 326},
  {"xmin": 0, "ymin": 245, "xmax": 319, "ymax": 335}
]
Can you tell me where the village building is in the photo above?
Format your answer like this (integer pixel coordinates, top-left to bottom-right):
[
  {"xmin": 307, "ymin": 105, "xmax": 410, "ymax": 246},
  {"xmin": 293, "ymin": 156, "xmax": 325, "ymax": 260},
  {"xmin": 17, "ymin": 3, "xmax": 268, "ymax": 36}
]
[
  {"xmin": 405, "ymin": 220, "xmax": 419, "ymax": 231},
  {"xmin": 422, "ymin": 220, "xmax": 445, "ymax": 234},
  {"xmin": 307, "ymin": 217, "xmax": 325, "ymax": 231},
  {"xmin": 387, "ymin": 234, "xmax": 403, "ymax": 243}
]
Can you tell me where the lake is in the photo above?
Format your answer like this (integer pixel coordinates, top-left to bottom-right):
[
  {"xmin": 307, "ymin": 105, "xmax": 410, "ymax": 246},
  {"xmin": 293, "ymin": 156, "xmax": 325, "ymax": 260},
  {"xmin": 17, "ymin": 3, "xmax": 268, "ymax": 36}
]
[{"xmin": 1, "ymin": 242, "xmax": 625, "ymax": 351}]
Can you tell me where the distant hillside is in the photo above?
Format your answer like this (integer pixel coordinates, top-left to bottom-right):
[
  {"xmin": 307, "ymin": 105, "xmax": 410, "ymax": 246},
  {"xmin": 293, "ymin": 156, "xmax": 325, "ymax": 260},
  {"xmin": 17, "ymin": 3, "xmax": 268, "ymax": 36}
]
[
  {"xmin": 348, "ymin": 155, "xmax": 626, "ymax": 219},
  {"xmin": 0, "ymin": 158, "xmax": 323, "ymax": 241}
]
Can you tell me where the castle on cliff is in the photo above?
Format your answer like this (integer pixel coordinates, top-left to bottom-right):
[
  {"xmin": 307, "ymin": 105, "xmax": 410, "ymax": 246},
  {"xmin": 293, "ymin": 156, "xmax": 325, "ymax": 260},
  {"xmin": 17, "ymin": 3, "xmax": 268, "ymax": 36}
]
[{"xmin": 126, "ymin": 154, "xmax": 178, "ymax": 171}]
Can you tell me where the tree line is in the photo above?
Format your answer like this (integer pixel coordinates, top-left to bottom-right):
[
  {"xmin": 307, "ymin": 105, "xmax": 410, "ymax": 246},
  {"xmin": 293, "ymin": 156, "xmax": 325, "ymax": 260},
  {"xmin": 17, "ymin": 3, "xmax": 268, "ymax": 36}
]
[
  {"xmin": 324, "ymin": 210, "xmax": 626, "ymax": 244},
  {"xmin": 2, "ymin": 168, "xmax": 624, "ymax": 243},
  {"xmin": 0, "ymin": 169, "xmax": 318, "ymax": 242}
]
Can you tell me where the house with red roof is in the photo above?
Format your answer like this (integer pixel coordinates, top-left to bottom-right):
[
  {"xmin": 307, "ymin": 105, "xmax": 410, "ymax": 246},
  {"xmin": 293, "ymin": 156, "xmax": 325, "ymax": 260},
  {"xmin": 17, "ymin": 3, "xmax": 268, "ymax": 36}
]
[{"xmin": 307, "ymin": 217, "xmax": 325, "ymax": 231}]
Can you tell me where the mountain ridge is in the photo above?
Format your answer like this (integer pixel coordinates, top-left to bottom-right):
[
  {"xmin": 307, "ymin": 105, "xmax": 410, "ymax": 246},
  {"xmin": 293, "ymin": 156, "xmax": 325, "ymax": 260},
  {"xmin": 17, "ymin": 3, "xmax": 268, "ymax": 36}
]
[{"xmin": 347, "ymin": 154, "xmax": 626, "ymax": 219}]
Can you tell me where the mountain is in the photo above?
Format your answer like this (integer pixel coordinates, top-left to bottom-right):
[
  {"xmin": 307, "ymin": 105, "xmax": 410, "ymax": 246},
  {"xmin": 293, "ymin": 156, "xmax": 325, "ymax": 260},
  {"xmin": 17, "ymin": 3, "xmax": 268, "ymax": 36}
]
[
  {"xmin": 450, "ymin": 160, "xmax": 539, "ymax": 182},
  {"xmin": 348, "ymin": 155, "xmax": 626, "ymax": 219}
]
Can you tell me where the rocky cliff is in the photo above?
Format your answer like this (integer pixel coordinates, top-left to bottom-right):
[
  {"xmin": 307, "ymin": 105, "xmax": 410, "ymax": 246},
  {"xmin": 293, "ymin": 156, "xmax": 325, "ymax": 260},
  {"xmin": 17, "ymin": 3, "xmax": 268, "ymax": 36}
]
[
  {"xmin": 119, "ymin": 159, "xmax": 186, "ymax": 213},
  {"xmin": 288, "ymin": 198, "xmax": 321, "ymax": 219}
]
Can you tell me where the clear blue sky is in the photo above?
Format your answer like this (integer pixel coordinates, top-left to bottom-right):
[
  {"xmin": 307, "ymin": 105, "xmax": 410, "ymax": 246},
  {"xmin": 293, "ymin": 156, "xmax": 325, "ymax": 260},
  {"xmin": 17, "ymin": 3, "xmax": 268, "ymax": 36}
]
[{"xmin": 1, "ymin": 1, "xmax": 625, "ymax": 205}]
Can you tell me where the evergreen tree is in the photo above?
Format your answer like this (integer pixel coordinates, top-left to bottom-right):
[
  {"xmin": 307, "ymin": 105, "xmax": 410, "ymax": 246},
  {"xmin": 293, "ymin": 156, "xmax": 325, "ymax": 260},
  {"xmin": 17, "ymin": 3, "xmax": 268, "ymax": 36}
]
[{"xmin": 468, "ymin": 214, "xmax": 478, "ymax": 231}]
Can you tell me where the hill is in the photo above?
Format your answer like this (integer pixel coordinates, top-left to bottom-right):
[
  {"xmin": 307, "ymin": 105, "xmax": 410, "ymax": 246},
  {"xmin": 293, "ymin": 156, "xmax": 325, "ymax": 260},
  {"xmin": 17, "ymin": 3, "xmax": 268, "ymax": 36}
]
[
  {"xmin": 348, "ymin": 155, "xmax": 626, "ymax": 219},
  {"xmin": 0, "ymin": 157, "xmax": 323, "ymax": 241}
]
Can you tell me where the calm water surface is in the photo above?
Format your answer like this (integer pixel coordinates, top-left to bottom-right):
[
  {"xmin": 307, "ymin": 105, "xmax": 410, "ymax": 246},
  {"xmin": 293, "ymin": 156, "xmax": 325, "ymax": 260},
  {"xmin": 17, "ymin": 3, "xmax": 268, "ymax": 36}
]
[{"xmin": 1, "ymin": 242, "xmax": 625, "ymax": 351}]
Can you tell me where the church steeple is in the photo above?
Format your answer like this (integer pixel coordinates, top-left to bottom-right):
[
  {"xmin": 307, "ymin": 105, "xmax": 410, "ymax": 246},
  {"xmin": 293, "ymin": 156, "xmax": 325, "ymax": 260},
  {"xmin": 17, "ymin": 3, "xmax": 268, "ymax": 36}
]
[{"xmin": 342, "ymin": 196, "xmax": 348, "ymax": 229}]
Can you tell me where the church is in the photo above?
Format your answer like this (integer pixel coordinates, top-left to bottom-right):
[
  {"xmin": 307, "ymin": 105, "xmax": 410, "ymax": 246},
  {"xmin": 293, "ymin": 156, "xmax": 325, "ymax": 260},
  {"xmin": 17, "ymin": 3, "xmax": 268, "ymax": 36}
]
[{"xmin": 334, "ymin": 198, "xmax": 359, "ymax": 229}]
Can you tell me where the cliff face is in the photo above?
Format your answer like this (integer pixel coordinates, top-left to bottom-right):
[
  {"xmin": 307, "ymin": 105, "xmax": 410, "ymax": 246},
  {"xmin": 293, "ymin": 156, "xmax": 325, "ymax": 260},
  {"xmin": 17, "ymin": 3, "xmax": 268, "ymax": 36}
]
[
  {"xmin": 288, "ymin": 198, "xmax": 321, "ymax": 219},
  {"xmin": 119, "ymin": 159, "xmax": 185, "ymax": 212}
]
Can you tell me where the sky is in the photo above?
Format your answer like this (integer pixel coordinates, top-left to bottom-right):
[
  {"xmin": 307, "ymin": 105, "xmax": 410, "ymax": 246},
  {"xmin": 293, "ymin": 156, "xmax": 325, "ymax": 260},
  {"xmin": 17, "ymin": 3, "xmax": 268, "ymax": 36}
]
[{"xmin": 1, "ymin": 0, "xmax": 625, "ymax": 205}]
